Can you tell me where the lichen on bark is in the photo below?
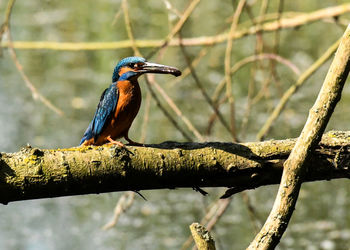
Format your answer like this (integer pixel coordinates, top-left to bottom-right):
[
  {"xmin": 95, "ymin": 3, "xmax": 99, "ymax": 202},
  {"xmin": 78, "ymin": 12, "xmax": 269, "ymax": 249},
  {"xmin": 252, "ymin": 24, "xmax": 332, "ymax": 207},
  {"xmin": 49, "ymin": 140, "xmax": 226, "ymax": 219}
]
[{"xmin": 0, "ymin": 131, "xmax": 349, "ymax": 204}]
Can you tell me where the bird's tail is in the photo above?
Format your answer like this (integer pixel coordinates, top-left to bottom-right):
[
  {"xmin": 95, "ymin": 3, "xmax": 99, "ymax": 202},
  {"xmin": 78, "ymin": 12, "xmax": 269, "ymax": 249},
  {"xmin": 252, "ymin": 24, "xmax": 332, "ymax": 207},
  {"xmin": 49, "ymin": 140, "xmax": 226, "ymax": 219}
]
[{"xmin": 79, "ymin": 122, "xmax": 94, "ymax": 145}]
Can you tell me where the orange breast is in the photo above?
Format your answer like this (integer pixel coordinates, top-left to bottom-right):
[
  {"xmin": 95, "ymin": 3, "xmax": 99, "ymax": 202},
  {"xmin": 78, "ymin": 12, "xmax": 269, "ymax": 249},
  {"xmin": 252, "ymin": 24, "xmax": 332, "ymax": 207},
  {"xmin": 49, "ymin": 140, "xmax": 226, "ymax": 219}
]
[{"xmin": 94, "ymin": 80, "xmax": 142, "ymax": 145}]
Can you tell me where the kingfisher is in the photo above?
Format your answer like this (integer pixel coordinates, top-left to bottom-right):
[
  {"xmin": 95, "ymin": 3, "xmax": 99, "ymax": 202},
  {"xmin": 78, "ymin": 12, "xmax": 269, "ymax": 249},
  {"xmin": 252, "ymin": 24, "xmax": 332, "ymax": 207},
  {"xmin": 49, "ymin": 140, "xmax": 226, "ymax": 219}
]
[{"xmin": 80, "ymin": 56, "xmax": 181, "ymax": 147}]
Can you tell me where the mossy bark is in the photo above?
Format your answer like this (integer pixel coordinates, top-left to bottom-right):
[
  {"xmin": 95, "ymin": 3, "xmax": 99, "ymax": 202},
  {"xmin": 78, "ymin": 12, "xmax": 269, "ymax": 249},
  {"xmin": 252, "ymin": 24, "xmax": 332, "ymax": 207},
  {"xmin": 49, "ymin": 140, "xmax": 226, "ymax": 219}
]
[
  {"xmin": 0, "ymin": 131, "xmax": 349, "ymax": 204},
  {"xmin": 190, "ymin": 223, "xmax": 216, "ymax": 250}
]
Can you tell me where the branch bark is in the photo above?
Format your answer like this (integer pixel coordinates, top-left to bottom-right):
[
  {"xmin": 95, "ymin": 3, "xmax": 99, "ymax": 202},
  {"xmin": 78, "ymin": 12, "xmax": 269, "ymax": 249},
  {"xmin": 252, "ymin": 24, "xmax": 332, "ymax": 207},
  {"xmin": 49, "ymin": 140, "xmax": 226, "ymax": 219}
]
[
  {"xmin": 0, "ymin": 131, "xmax": 350, "ymax": 205},
  {"xmin": 190, "ymin": 223, "xmax": 216, "ymax": 250}
]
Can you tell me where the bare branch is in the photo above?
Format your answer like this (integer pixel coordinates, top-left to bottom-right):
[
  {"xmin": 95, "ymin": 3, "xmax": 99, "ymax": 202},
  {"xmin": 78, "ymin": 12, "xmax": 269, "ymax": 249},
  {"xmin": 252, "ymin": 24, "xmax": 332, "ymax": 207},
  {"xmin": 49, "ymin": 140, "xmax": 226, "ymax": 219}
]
[
  {"xmin": 102, "ymin": 192, "xmax": 135, "ymax": 230},
  {"xmin": 6, "ymin": 31, "xmax": 64, "ymax": 116},
  {"xmin": 148, "ymin": 75, "xmax": 204, "ymax": 142},
  {"xmin": 224, "ymin": 0, "xmax": 247, "ymax": 142},
  {"xmin": 179, "ymin": 35, "xmax": 233, "ymax": 139},
  {"xmin": 1, "ymin": 0, "xmax": 64, "ymax": 116},
  {"xmin": 257, "ymin": 38, "xmax": 341, "ymax": 141},
  {"xmin": 1, "ymin": 4, "xmax": 349, "ymax": 51},
  {"xmin": 248, "ymin": 25, "xmax": 350, "ymax": 250},
  {"xmin": 122, "ymin": 0, "xmax": 141, "ymax": 57}
]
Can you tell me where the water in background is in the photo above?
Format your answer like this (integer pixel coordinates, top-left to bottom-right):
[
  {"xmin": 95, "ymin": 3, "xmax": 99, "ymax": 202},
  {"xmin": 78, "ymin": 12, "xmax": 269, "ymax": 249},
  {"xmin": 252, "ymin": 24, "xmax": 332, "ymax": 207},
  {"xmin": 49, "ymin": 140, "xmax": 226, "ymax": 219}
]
[{"xmin": 0, "ymin": 0, "xmax": 350, "ymax": 249}]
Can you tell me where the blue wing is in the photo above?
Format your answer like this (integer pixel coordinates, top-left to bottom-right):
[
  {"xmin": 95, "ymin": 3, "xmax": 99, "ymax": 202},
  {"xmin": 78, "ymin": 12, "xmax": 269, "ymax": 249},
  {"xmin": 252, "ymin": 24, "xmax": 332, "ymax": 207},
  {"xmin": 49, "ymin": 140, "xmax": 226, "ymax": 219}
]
[{"xmin": 80, "ymin": 84, "xmax": 119, "ymax": 145}]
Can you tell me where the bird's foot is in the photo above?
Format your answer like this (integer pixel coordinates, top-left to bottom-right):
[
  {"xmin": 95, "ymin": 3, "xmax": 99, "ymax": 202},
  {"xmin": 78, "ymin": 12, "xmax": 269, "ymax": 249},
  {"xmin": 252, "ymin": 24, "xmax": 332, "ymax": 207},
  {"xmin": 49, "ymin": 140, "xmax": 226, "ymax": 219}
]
[{"xmin": 106, "ymin": 136, "xmax": 126, "ymax": 147}]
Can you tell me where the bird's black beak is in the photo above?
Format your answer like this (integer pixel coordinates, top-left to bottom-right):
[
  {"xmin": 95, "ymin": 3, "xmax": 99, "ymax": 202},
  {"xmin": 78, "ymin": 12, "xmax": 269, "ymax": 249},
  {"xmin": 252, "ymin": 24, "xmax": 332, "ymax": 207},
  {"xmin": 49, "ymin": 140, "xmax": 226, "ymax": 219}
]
[{"xmin": 138, "ymin": 62, "xmax": 181, "ymax": 77}]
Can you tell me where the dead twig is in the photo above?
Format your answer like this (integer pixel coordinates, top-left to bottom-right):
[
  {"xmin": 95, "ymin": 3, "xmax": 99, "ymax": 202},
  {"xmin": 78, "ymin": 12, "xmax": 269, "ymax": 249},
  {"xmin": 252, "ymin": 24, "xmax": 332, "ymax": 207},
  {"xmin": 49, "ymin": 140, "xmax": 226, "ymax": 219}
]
[
  {"xmin": 140, "ymin": 91, "xmax": 151, "ymax": 143},
  {"xmin": 102, "ymin": 192, "xmax": 135, "ymax": 230},
  {"xmin": 144, "ymin": 75, "xmax": 193, "ymax": 141},
  {"xmin": 121, "ymin": 0, "xmax": 141, "ymax": 57},
  {"xmin": 3, "ymin": 1, "xmax": 64, "ymax": 116},
  {"xmin": 0, "ymin": 0, "xmax": 16, "ymax": 49},
  {"xmin": 212, "ymin": 53, "xmax": 300, "ymax": 106},
  {"xmin": 148, "ymin": 75, "xmax": 204, "ymax": 142},
  {"xmin": 147, "ymin": 0, "xmax": 201, "ymax": 59},
  {"xmin": 224, "ymin": 0, "xmax": 247, "ymax": 142},
  {"xmin": 257, "ymin": 37, "xmax": 341, "ymax": 141},
  {"xmin": 179, "ymin": 33, "xmax": 233, "ymax": 140}
]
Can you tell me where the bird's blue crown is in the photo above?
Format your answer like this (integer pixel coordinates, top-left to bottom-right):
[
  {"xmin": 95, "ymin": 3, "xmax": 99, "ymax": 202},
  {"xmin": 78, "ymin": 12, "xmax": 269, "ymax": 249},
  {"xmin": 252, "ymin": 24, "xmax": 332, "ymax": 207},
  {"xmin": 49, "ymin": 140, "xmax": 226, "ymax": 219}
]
[{"xmin": 112, "ymin": 56, "xmax": 146, "ymax": 82}]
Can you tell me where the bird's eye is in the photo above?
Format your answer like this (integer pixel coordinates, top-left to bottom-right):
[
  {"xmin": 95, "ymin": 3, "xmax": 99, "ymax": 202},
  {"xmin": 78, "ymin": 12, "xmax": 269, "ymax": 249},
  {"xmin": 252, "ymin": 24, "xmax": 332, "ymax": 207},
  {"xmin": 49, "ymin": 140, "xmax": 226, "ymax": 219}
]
[{"xmin": 129, "ymin": 63, "xmax": 137, "ymax": 68}]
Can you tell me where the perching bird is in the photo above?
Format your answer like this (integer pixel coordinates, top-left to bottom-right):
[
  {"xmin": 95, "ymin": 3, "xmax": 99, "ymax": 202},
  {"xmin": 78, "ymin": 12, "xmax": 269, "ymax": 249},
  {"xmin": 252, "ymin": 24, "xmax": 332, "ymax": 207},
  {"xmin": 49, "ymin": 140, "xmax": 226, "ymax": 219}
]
[{"xmin": 80, "ymin": 56, "xmax": 181, "ymax": 147}]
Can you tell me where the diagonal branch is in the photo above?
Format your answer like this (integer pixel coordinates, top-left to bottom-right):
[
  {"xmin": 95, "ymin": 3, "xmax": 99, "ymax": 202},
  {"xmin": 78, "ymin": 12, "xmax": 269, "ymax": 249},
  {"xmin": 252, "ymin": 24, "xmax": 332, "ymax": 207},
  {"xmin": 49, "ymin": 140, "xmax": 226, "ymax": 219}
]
[
  {"xmin": 1, "ymin": 0, "xmax": 64, "ymax": 116},
  {"xmin": 179, "ymin": 35, "xmax": 233, "ymax": 139},
  {"xmin": 248, "ymin": 25, "xmax": 350, "ymax": 250},
  {"xmin": 256, "ymin": 38, "xmax": 341, "ymax": 141}
]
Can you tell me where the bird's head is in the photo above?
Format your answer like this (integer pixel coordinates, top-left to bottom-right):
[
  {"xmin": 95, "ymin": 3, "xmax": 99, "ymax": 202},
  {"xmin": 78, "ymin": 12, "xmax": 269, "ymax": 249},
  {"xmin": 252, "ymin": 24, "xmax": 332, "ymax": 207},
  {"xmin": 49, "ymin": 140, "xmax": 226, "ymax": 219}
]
[{"xmin": 112, "ymin": 56, "xmax": 181, "ymax": 82}]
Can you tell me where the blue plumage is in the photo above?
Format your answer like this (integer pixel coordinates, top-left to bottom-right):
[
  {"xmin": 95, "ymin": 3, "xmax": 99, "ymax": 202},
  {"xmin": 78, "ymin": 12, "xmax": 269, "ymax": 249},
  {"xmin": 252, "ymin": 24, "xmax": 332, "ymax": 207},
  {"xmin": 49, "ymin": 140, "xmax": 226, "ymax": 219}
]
[{"xmin": 79, "ymin": 84, "xmax": 119, "ymax": 145}]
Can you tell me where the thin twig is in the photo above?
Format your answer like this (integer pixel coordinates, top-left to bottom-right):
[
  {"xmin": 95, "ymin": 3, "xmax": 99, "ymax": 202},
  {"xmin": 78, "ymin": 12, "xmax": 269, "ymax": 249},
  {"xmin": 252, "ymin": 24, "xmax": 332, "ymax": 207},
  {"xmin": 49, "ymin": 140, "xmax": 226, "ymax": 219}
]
[
  {"xmin": 212, "ymin": 53, "xmax": 300, "ymax": 106},
  {"xmin": 169, "ymin": 47, "xmax": 209, "ymax": 87},
  {"xmin": 6, "ymin": 32, "xmax": 64, "ymax": 116},
  {"xmin": 241, "ymin": 192, "xmax": 261, "ymax": 233},
  {"xmin": 205, "ymin": 198, "xmax": 232, "ymax": 231},
  {"xmin": 224, "ymin": 0, "xmax": 246, "ymax": 142},
  {"xmin": 256, "ymin": 37, "xmax": 341, "ymax": 141},
  {"xmin": 111, "ymin": 8, "xmax": 123, "ymax": 26},
  {"xmin": 239, "ymin": 0, "xmax": 269, "ymax": 138},
  {"xmin": 208, "ymin": 51, "xmax": 301, "ymax": 136},
  {"xmin": 121, "ymin": 0, "xmax": 141, "ymax": 57},
  {"xmin": 148, "ymin": 75, "xmax": 204, "ymax": 142},
  {"xmin": 102, "ymin": 192, "xmax": 135, "ymax": 230},
  {"xmin": 179, "ymin": 33, "xmax": 233, "ymax": 140},
  {"xmin": 206, "ymin": 96, "xmax": 227, "ymax": 136},
  {"xmin": 268, "ymin": 0, "xmax": 284, "ymax": 101},
  {"xmin": 140, "ymin": 92, "xmax": 151, "ymax": 143},
  {"xmin": 251, "ymin": 77, "xmax": 272, "ymax": 105},
  {"xmin": 144, "ymin": 75, "xmax": 193, "ymax": 141},
  {"xmin": 0, "ymin": 0, "xmax": 16, "ymax": 48},
  {"xmin": 163, "ymin": 0, "xmax": 201, "ymax": 45},
  {"xmin": 163, "ymin": 0, "xmax": 182, "ymax": 18},
  {"xmin": 147, "ymin": 0, "xmax": 201, "ymax": 58}
]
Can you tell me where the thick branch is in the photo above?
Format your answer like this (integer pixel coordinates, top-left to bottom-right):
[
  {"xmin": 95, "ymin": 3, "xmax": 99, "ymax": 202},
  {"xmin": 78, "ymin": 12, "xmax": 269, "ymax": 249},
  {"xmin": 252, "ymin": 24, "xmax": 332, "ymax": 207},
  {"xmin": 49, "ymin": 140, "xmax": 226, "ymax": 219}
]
[{"xmin": 0, "ymin": 131, "xmax": 350, "ymax": 205}]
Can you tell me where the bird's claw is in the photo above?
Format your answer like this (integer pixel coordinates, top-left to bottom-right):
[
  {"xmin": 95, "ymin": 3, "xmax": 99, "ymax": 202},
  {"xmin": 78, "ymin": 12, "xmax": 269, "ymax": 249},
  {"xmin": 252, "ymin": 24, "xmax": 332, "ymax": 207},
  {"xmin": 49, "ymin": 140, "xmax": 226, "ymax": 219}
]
[{"xmin": 106, "ymin": 136, "xmax": 126, "ymax": 148}]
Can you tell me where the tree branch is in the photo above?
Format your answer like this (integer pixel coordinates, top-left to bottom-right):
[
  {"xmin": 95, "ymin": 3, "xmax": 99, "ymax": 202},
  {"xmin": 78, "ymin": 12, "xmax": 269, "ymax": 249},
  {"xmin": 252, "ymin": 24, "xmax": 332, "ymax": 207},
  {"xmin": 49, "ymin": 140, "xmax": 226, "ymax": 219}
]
[
  {"xmin": 1, "ymin": 4, "xmax": 349, "ymax": 51},
  {"xmin": 248, "ymin": 25, "xmax": 350, "ymax": 249},
  {"xmin": 0, "ymin": 131, "xmax": 350, "ymax": 205},
  {"xmin": 190, "ymin": 223, "xmax": 216, "ymax": 250}
]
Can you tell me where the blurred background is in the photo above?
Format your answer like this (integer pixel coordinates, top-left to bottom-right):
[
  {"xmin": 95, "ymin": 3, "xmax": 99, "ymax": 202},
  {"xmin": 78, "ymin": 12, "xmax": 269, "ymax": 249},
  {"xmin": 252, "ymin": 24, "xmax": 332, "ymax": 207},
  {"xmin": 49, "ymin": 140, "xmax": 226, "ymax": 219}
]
[{"xmin": 1, "ymin": 0, "xmax": 350, "ymax": 249}]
